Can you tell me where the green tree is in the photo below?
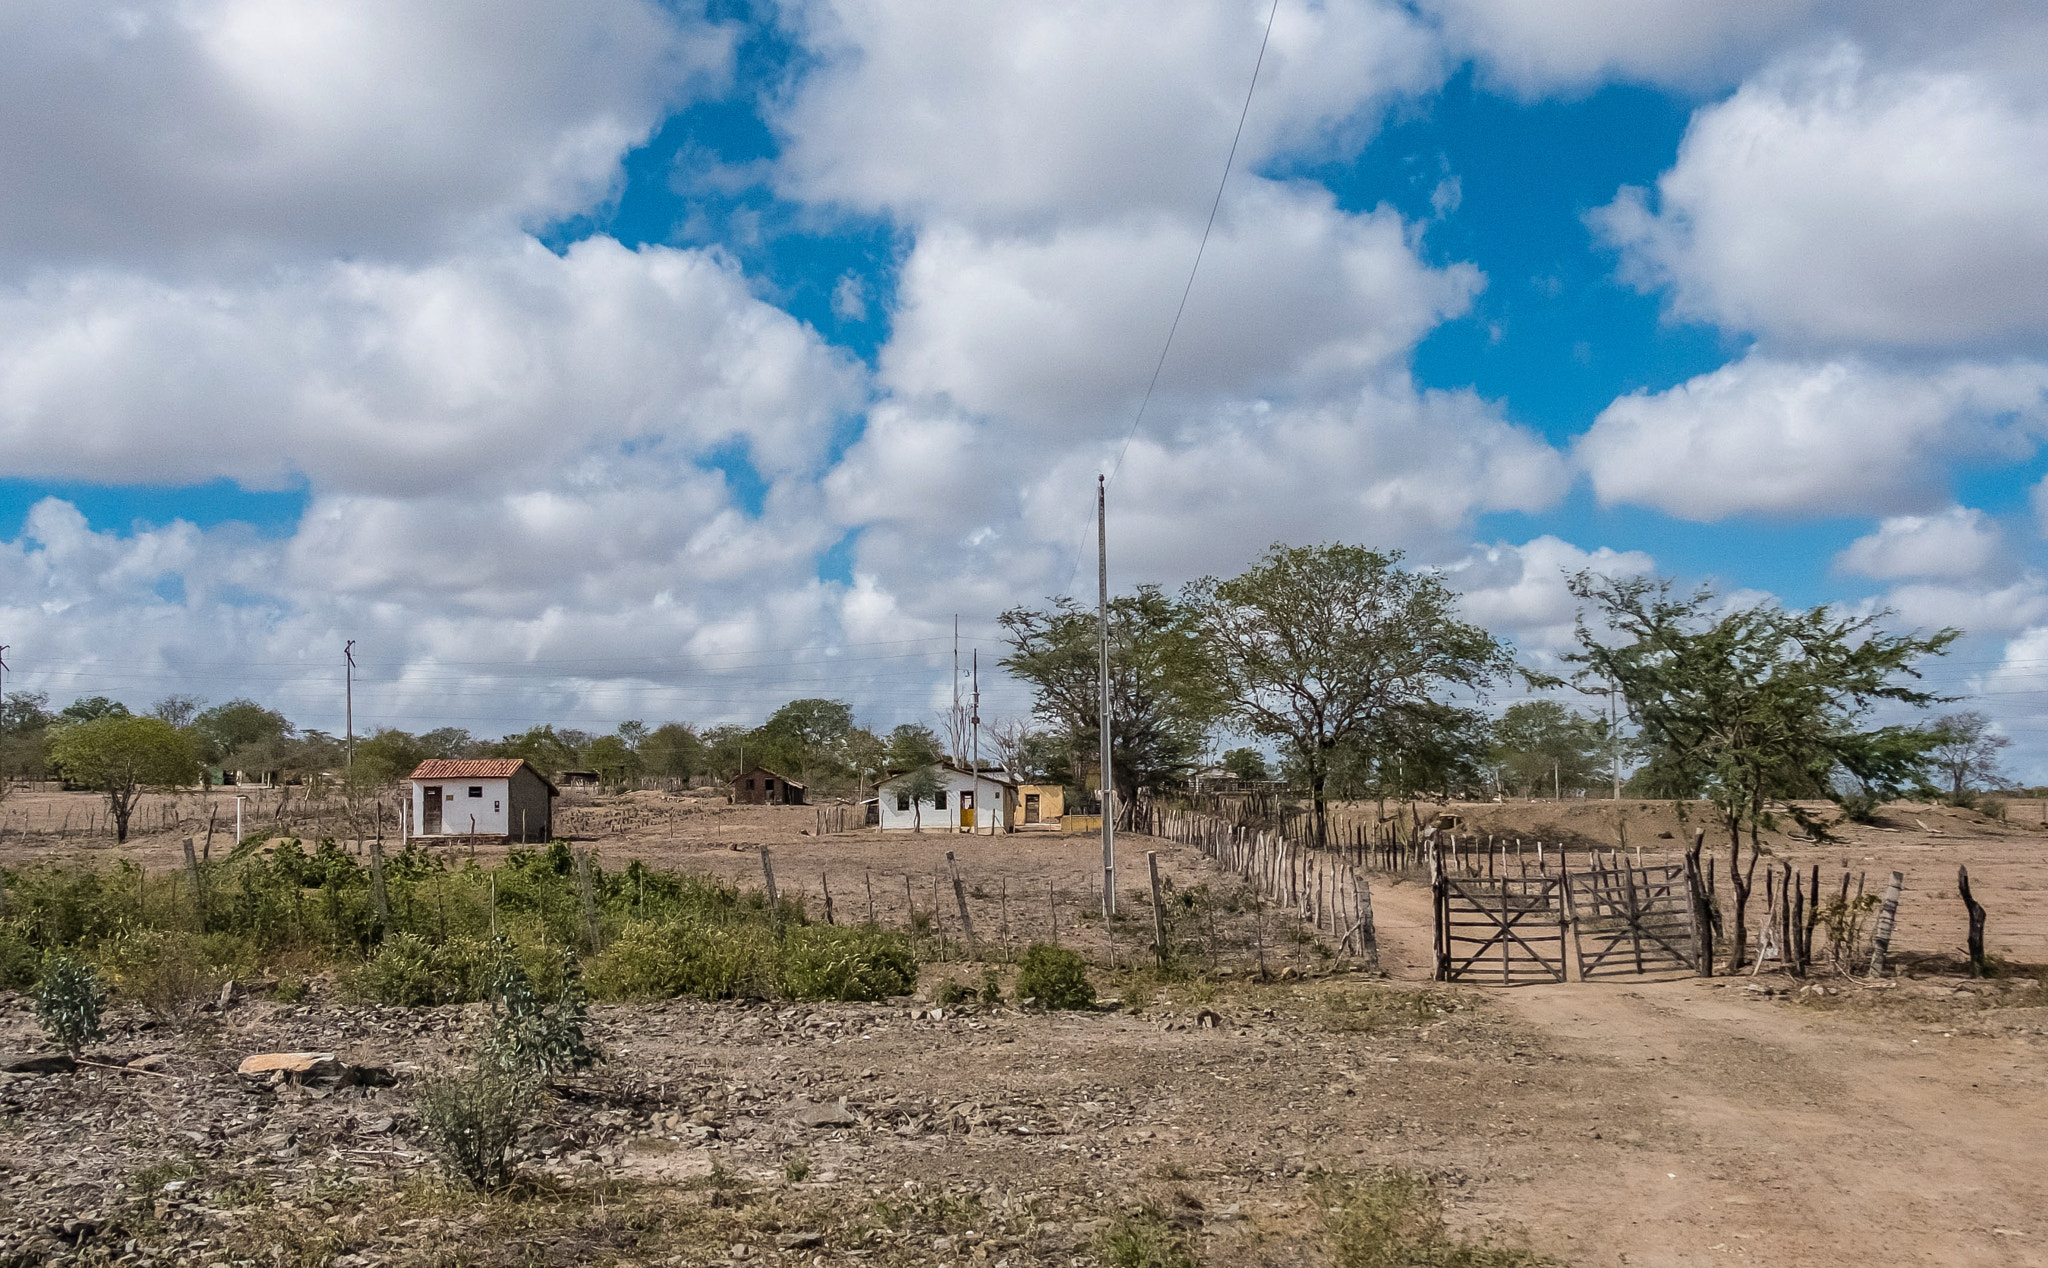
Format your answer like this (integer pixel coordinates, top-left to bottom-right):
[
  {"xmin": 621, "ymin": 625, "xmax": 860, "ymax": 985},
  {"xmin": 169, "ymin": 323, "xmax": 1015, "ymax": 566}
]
[
  {"xmin": 148, "ymin": 694, "xmax": 204, "ymax": 729},
  {"xmin": 490, "ymin": 725, "xmax": 581, "ymax": 777},
  {"xmin": 641, "ymin": 723, "xmax": 706, "ymax": 781},
  {"xmin": 1190, "ymin": 544, "xmax": 1515, "ymax": 846},
  {"xmin": 999, "ymin": 587, "xmax": 1219, "ymax": 823},
  {"xmin": 701, "ymin": 725, "xmax": 751, "ymax": 781},
  {"xmin": 1219, "ymin": 747, "xmax": 1269, "ymax": 782},
  {"xmin": 49, "ymin": 714, "xmax": 201, "ymax": 841},
  {"xmin": 583, "ymin": 734, "xmax": 642, "ymax": 791},
  {"xmin": 754, "ymin": 698, "xmax": 856, "ymax": 788},
  {"xmin": 897, "ymin": 765, "xmax": 945, "ymax": 832},
  {"xmin": 355, "ymin": 728, "xmax": 430, "ymax": 787},
  {"xmin": 1, "ymin": 691, "xmax": 54, "ymax": 782},
  {"xmin": 193, "ymin": 699, "xmax": 294, "ymax": 772},
  {"xmin": 1491, "ymin": 701, "xmax": 1607, "ymax": 798},
  {"xmin": 1923, "ymin": 710, "xmax": 2010, "ymax": 802},
  {"xmin": 884, "ymin": 723, "xmax": 945, "ymax": 771},
  {"xmin": 1568, "ymin": 572, "xmax": 1957, "ymax": 970},
  {"xmin": 61, "ymin": 696, "xmax": 131, "ymax": 723}
]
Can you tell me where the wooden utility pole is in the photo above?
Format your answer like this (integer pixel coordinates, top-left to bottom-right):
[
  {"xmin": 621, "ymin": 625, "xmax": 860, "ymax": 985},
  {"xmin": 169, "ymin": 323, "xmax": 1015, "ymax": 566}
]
[
  {"xmin": 343, "ymin": 640, "xmax": 357, "ymax": 770},
  {"xmin": 1098, "ymin": 475, "xmax": 1115, "ymax": 916}
]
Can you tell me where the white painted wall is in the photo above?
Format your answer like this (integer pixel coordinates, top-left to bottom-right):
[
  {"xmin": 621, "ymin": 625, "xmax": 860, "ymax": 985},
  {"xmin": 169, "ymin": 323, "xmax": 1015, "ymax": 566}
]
[
  {"xmin": 411, "ymin": 777, "xmax": 510, "ymax": 836},
  {"xmin": 877, "ymin": 767, "xmax": 1011, "ymax": 831}
]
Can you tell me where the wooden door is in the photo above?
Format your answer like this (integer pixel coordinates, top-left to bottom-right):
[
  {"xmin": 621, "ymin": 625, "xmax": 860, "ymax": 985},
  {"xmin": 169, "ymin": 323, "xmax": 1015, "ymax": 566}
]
[
  {"xmin": 423, "ymin": 786, "xmax": 442, "ymax": 834},
  {"xmin": 1025, "ymin": 793, "xmax": 1040, "ymax": 823}
]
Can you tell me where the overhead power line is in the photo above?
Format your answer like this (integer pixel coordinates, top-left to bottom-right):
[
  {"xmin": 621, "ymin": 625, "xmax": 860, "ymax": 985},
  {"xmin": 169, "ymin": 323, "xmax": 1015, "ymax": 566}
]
[{"xmin": 1063, "ymin": 0, "xmax": 1283, "ymax": 597}]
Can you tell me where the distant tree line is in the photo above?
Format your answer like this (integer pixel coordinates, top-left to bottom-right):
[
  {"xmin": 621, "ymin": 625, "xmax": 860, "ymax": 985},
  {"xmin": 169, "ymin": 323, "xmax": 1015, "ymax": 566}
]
[
  {"xmin": 997, "ymin": 541, "xmax": 1987, "ymax": 845},
  {"xmin": 0, "ymin": 542, "xmax": 2006, "ymax": 848}
]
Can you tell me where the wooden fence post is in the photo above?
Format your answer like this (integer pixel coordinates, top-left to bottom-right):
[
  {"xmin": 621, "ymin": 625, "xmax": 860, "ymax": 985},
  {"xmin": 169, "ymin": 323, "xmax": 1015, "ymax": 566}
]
[
  {"xmin": 183, "ymin": 838, "xmax": 207, "ymax": 931},
  {"xmin": 1147, "ymin": 851, "xmax": 1168, "ymax": 966},
  {"xmin": 759, "ymin": 847, "xmax": 781, "ymax": 933},
  {"xmin": 367, "ymin": 837, "xmax": 393, "ymax": 927},
  {"xmin": 1958, "ymin": 865, "xmax": 1988, "ymax": 977},
  {"xmin": 821, "ymin": 873, "xmax": 836, "ymax": 925},
  {"xmin": 1868, "ymin": 870, "xmax": 1905, "ymax": 976},
  {"xmin": 947, "ymin": 852, "xmax": 978, "ymax": 960},
  {"xmin": 575, "ymin": 848, "xmax": 601, "ymax": 951}
]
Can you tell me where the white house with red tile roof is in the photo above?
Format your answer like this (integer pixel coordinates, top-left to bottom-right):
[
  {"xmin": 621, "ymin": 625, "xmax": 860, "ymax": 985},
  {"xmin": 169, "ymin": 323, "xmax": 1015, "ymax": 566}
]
[{"xmin": 407, "ymin": 758, "xmax": 557, "ymax": 842}]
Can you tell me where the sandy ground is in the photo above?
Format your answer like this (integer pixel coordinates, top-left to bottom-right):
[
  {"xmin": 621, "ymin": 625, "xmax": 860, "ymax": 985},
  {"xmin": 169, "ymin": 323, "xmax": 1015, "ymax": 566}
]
[{"xmin": 2, "ymin": 787, "xmax": 2045, "ymax": 1266}]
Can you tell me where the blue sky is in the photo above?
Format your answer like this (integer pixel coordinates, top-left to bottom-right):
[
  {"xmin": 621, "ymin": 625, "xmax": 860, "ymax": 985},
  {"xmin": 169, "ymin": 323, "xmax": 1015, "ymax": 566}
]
[{"xmin": 2, "ymin": 1, "xmax": 2046, "ymax": 768}]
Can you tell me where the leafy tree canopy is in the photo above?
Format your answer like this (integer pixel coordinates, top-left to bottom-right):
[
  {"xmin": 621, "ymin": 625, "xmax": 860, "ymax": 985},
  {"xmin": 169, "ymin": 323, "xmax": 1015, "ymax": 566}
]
[
  {"xmin": 61, "ymin": 696, "xmax": 131, "ymax": 724},
  {"xmin": 1567, "ymin": 572, "xmax": 1958, "ymax": 846},
  {"xmin": 1000, "ymin": 586, "xmax": 1220, "ymax": 821},
  {"xmin": 1191, "ymin": 544, "xmax": 1515, "ymax": 842},
  {"xmin": 1491, "ymin": 701, "xmax": 1609, "ymax": 798},
  {"xmin": 49, "ymin": 714, "xmax": 200, "ymax": 841}
]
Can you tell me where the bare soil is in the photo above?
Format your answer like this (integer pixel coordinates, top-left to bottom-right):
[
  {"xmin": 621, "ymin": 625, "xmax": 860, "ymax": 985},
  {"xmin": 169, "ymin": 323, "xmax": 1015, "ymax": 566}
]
[{"xmin": 1, "ymin": 788, "xmax": 2044, "ymax": 1267}]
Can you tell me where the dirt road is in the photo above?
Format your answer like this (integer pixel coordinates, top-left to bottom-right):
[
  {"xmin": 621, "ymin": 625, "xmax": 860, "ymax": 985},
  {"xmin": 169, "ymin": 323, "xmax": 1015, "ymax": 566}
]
[{"xmin": 1370, "ymin": 873, "xmax": 2048, "ymax": 1267}]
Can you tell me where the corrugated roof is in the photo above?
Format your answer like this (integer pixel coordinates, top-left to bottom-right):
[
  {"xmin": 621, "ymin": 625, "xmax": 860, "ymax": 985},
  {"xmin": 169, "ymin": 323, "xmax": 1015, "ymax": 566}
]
[{"xmin": 408, "ymin": 758, "xmax": 558, "ymax": 794}]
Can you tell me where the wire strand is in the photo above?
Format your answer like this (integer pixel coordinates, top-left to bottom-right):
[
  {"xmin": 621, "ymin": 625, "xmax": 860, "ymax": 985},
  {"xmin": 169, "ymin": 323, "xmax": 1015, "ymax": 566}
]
[{"xmin": 1062, "ymin": 0, "xmax": 1283, "ymax": 596}]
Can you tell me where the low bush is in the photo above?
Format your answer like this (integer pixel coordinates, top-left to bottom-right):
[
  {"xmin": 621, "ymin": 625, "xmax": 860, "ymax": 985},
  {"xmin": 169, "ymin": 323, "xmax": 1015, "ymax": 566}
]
[
  {"xmin": 778, "ymin": 924, "xmax": 917, "ymax": 1001},
  {"xmin": 588, "ymin": 920, "xmax": 916, "ymax": 1002},
  {"xmin": 1016, "ymin": 944, "xmax": 1093, "ymax": 1009},
  {"xmin": 1315, "ymin": 1168, "xmax": 1546, "ymax": 1267},
  {"xmin": 34, "ymin": 953, "xmax": 105, "ymax": 1054},
  {"xmin": 98, "ymin": 929, "xmax": 222, "ymax": 1024},
  {"xmin": 414, "ymin": 1065, "xmax": 534, "ymax": 1190},
  {"xmin": 349, "ymin": 933, "xmax": 498, "ymax": 1006}
]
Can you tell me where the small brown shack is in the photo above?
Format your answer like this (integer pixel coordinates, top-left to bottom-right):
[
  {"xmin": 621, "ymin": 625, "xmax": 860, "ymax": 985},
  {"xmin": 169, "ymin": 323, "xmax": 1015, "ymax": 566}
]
[{"xmin": 731, "ymin": 766, "xmax": 806, "ymax": 806}]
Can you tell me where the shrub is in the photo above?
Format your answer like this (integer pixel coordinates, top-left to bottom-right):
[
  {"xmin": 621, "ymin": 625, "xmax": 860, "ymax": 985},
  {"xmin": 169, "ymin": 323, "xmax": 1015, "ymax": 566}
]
[
  {"xmin": 99, "ymin": 929, "xmax": 221, "ymax": 1025},
  {"xmin": 1314, "ymin": 1168, "xmax": 1545, "ymax": 1268},
  {"xmin": 588, "ymin": 920, "xmax": 916, "ymax": 1003},
  {"xmin": 349, "ymin": 933, "xmax": 497, "ymax": 1006},
  {"xmin": 778, "ymin": 925, "xmax": 917, "ymax": 1001},
  {"xmin": 978, "ymin": 968, "xmax": 1003, "ymax": 1005},
  {"xmin": 34, "ymin": 954, "xmax": 106, "ymax": 1054},
  {"xmin": 487, "ymin": 947, "xmax": 601, "ymax": 1084},
  {"xmin": 1016, "ymin": 944, "xmax": 1093, "ymax": 1009},
  {"xmin": 415, "ymin": 1065, "xmax": 534, "ymax": 1190},
  {"xmin": 587, "ymin": 920, "xmax": 765, "ymax": 1001},
  {"xmin": 932, "ymin": 979, "xmax": 969, "ymax": 1007}
]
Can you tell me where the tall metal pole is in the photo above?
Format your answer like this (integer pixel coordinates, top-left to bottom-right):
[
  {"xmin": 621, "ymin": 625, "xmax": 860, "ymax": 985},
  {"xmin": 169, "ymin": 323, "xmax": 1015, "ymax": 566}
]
[{"xmin": 1098, "ymin": 476, "xmax": 1115, "ymax": 916}]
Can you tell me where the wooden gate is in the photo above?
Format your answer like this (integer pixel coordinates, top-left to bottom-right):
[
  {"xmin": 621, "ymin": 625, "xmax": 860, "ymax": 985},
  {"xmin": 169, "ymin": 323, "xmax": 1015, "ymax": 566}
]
[
  {"xmin": 1432, "ymin": 867, "xmax": 1570, "ymax": 984},
  {"xmin": 1566, "ymin": 862, "xmax": 1700, "ymax": 978}
]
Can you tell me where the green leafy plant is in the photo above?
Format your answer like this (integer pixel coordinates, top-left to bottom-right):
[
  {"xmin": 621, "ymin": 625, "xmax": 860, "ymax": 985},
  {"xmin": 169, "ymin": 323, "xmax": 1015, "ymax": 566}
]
[
  {"xmin": 932, "ymin": 979, "xmax": 969, "ymax": 1007},
  {"xmin": 1016, "ymin": 944, "xmax": 1093, "ymax": 1009},
  {"xmin": 415, "ymin": 1065, "xmax": 533, "ymax": 1189},
  {"xmin": 487, "ymin": 946, "xmax": 601, "ymax": 1084},
  {"xmin": 34, "ymin": 953, "xmax": 106, "ymax": 1055},
  {"xmin": 978, "ymin": 968, "xmax": 1003, "ymax": 1005}
]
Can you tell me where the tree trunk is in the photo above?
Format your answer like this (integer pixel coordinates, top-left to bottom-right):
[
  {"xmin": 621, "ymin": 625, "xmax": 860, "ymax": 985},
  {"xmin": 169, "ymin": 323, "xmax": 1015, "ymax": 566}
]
[
  {"xmin": 1958, "ymin": 864, "xmax": 1988, "ymax": 977},
  {"xmin": 1310, "ymin": 766, "xmax": 1328, "ymax": 850},
  {"xmin": 1725, "ymin": 826, "xmax": 1753, "ymax": 972}
]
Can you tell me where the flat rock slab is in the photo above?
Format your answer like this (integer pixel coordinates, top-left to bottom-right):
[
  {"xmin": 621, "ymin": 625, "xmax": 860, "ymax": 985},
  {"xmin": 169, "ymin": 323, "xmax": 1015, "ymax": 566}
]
[
  {"xmin": 238, "ymin": 1052, "xmax": 343, "ymax": 1081},
  {"xmin": 0, "ymin": 1053, "xmax": 76, "ymax": 1075},
  {"xmin": 793, "ymin": 1097, "xmax": 857, "ymax": 1128}
]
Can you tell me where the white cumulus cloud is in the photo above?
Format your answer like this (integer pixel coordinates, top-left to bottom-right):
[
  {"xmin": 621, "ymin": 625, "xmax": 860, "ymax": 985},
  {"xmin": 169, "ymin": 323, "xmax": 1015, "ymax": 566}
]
[
  {"xmin": 1576, "ymin": 356, "xmax": 2048, "ymax": 520},
  {"xmin": 1836, "ymin": 507, "xmax": 2003, "ymax": 580},
  {"xmin": 1592, "ymin": 47, "xmax": 2048, "ymax": 350}
]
